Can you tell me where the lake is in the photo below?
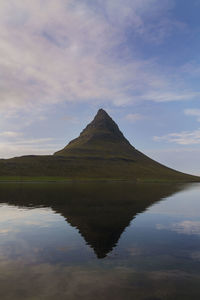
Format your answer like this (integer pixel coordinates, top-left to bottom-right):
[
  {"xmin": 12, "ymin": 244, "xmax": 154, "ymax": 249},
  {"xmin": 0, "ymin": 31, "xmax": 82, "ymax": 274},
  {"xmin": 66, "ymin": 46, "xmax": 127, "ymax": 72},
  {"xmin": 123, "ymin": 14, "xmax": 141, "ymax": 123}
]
[{"xmin": 0, "ymin": 182, "xmax": 200, "ymax": 300}]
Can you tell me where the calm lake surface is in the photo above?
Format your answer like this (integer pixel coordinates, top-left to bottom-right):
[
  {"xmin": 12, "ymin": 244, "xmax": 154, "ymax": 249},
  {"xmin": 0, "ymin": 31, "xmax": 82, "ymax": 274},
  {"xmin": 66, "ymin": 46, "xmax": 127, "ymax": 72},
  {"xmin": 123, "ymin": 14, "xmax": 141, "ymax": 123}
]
[{"xmin": 0, "ymin": 182, "xmax": 200, "ymax": 300}]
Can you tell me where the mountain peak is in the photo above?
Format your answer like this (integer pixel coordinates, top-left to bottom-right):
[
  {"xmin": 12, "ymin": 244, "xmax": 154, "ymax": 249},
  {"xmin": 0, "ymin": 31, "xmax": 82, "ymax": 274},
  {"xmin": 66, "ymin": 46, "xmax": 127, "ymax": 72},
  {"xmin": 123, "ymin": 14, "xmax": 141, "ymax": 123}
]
[
  {"xmin": 84, "ymin": 109, "xmax": 121, "ymax": 134},
  {"xmin": 97, "ymin": 108, "xmax": 108, "ymax": 116},
  {"xmin": 90, "ymin": 108, "xmax": 115, "ymax": 127},
  {"xmin": 95, "ymin": 108, "xmax": 110, "ymax": 119},
  {"xmin": 54, "ymin": 109, "xmax": 134, "ymax": 157}
]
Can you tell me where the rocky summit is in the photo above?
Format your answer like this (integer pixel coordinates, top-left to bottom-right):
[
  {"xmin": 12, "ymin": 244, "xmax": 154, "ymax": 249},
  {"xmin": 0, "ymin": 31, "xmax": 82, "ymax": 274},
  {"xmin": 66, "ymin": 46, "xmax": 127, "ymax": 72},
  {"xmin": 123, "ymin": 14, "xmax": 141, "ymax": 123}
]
[
  {"xmin": 54, "ymin": 108, "xmax": 135, "ymax": 158},
  {"xmin": 0, "ymin": 109, "xmax": 199, "ymax": 181}
]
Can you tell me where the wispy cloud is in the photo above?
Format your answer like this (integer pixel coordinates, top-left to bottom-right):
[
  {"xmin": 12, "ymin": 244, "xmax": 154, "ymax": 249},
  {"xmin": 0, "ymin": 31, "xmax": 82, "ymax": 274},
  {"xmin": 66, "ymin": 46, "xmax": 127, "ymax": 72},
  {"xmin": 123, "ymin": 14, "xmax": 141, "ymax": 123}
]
[
  {"xmin": 0, "ymin": 0, "xmax": 193, "ymax": 117},
  {"xmin": 0, "ymin": 137, "xmax": 61, "ymax": 158},
  {"xmin": 157, "ymin": 220, "xmax": 200, "ymax": 235},
  {"xmin": 14, "ymin": 138, "xmax": 54, "ymax": 145},
  {"xmin": 154, "ymin": 129, "xmax": 200, "ymax": 145},
  {"xmin": 0, "ymin": 131, "xmax": 23, "ymax": 138},
  {"xmin": 1, "ymin": 0, "xmax": 199, "ymax": 161},
  {"xmin": 142, "ymin": 91, "xmax": 200, "ymax": 103},
  {"xmin": 0, "ymin": 228, "xmax": 15, "ymax": 235},
  {"xmin": 184, "ymin": 108, "xmax": 200, "ymax": 122}
]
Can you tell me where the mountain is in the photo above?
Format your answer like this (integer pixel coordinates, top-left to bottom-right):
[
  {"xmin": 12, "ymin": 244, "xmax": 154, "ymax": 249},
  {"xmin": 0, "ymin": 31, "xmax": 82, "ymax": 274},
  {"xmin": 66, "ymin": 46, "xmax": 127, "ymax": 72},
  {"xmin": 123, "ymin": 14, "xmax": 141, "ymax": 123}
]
[
  {"xmin": 54, "ymin": 108, "xmax": 136, "ymax": 158},
  {"xmin": 0, "ymin": 109, "xmax": 199, "ymax": 181}
]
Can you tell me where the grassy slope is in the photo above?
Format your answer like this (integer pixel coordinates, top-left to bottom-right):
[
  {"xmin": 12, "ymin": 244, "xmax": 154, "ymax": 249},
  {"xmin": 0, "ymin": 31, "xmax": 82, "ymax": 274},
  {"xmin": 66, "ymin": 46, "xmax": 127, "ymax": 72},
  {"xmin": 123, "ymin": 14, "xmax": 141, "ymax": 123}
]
[{"xmin": 0, "ymin": 153, "xmax": 199, "ymax": 182}]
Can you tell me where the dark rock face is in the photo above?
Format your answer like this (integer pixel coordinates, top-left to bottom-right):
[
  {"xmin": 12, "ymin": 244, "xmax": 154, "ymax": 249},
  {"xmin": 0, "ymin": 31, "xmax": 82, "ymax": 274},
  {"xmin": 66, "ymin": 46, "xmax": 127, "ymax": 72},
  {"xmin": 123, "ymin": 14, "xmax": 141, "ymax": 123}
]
[
  {"xmin": 79, "ymin": 109, "xmax": 130, "ymax": 143},
  {"xmin": 54, "ymin": 108, "xmax": 135, "ymax": 157}
]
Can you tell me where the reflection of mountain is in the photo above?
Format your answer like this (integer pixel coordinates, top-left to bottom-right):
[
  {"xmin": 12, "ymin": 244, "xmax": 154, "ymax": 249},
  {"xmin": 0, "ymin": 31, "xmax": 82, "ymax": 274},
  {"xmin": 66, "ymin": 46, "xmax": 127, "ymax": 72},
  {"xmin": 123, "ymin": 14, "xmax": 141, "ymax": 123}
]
[{"xmin": 0, "ymin": 182, "xmax": 187, "ymax": 258}]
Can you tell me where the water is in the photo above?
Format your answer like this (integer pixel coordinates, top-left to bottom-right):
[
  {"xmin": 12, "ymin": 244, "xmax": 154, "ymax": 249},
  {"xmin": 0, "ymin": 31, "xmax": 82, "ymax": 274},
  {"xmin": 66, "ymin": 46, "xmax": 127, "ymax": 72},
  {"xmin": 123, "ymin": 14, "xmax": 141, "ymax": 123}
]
[{"xmin": 0, "ymin": 182, "xmax": 200, "ymax": 300}]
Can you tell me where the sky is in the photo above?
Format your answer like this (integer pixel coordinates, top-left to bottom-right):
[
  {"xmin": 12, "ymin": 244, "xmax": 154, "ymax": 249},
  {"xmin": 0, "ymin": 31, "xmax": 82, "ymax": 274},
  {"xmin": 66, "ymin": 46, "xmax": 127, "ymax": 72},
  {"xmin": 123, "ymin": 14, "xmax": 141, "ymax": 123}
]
[{"xmin": 0, "ymin": 0, "xmax": 200, "ymax": 175}]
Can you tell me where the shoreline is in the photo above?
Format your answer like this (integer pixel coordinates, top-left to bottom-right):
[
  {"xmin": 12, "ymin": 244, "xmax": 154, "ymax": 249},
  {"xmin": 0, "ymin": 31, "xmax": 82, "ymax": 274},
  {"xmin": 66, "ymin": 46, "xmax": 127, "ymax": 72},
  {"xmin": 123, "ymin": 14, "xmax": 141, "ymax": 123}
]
[{"xmin": 0, "ymin": 177, "xmax": 199, "ymax": 183}]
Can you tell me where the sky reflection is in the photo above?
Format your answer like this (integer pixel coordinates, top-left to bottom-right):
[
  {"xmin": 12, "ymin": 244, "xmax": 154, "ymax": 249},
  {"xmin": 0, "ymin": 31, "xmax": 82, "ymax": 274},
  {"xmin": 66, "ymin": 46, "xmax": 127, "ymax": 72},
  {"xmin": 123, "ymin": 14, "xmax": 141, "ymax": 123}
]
[{"xmin": 0, "ymin": 182, "xmax": 200, "ymax": 299}]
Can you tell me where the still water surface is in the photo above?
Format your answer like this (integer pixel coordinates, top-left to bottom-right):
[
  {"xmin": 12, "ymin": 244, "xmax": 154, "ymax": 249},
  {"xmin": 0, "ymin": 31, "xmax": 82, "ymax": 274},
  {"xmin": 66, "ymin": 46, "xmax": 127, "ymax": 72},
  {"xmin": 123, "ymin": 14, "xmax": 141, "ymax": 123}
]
[{"xmin": 0, "ymin": 182, "xmax": 200, "ymax": 299}]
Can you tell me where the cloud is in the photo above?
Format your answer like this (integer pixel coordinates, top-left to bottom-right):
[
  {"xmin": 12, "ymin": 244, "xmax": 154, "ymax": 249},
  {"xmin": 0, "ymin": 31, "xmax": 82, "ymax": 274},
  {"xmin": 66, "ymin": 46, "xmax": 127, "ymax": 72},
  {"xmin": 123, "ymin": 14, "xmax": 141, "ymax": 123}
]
[
  {"xmin": 142, "ymin": 91, "xmax": 200, "ymax": 103},
  {"xmin": 14, "ymin": 138, "xmax": 54, "ymax": 145},
  {"xmin": 184, "ymin": 108, "xmax": 200, "ymax": 122},
  {"xmin": 0, "ymin": 0, "xmax": 193, "ymax": 117},
  {"xmin": 0, "ymin": 228, "xmax": 15, "ymax": 234},
  {"xmin": 0, "ymin": 131, "xmax": 23, "ymax": 138},
  {"xmin": 154, "ymin": 129, "xmax": 200, "ymax": 145},
  {"xmin": 125, "ymin": 113, "xmax": 145, "ymax": 122},
  {"xmin": 0, "ymin": 138, "xmax": 60, "ymax": 158},
  {"xmin": 157, "ymin": 220, "xmax": 200, "ymax": 235}
]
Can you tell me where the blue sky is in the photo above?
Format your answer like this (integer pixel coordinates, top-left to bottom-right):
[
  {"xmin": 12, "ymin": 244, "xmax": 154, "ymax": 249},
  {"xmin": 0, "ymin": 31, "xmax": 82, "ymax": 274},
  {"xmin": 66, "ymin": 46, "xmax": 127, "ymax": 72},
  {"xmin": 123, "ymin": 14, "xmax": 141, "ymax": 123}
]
[{"xmin": 0, "ymin": 0, "xmax": 200, "ymax": 175}]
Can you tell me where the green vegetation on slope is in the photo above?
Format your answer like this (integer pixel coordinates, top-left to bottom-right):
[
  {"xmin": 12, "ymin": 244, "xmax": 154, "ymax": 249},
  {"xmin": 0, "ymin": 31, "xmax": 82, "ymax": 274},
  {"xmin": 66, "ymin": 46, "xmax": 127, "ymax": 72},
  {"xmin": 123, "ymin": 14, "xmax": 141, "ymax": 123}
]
[{"xmin": 0, "ymin": 154, "xmax": 199, "ymax": 182}]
